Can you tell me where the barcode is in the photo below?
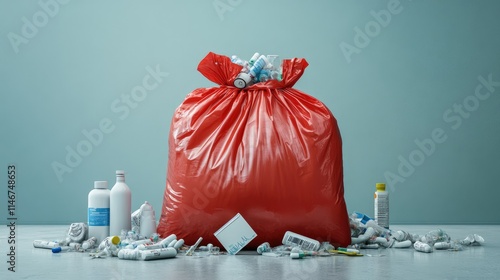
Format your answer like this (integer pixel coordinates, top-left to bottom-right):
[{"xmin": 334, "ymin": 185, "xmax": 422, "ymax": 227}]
[{"xmin": 286, "ymin": 235, "xmax": 315, "ymax": 251}]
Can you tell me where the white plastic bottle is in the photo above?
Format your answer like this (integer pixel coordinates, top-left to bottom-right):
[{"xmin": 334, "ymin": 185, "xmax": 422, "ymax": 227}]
[
  {"xmin": 98, "ymin": 235, "xmax": 121, "ymax": 257},
  {"xmin": 139, "ymin": 201, "xmax": 157, "ymax": 238},
  {"xmin": 110, "ymin": 170, "xmax": 132, "ymax": 236},
  {"xmin": 374, "ymin": 182, "xmax": 389, "ymax": 229},
  {"xmin": 88, "ymin": 181, "xmax": 110, "ymax": 244}
]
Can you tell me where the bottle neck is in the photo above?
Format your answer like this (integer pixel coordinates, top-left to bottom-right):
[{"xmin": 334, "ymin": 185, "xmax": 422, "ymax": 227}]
[{"xmin": 116, "ymin": 175, "xmax": 125, "ymax": 183}]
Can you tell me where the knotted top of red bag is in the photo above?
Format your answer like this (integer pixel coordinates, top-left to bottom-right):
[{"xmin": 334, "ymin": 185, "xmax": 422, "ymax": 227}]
[{"xmin": 196, "ymin": 52, "xmax": 309, "ymax": 89}]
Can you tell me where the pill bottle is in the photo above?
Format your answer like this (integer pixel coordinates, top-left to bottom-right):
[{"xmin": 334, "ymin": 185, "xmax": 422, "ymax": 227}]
[
  {"xmin": 374, "ymin": 183, "xmax": 389, "ymax": 229},
  {"xmin": 88, "ymin": 181, "xmax": 110, "ymax": 244}
]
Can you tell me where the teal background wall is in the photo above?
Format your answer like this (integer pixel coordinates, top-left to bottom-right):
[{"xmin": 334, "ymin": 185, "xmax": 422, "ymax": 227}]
[{"xmin": 1, "ymin": 0, "xmax": 499, "ymax": 225}]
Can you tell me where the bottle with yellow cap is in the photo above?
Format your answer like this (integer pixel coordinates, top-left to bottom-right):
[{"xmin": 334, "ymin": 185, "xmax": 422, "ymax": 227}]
[
  {"xmin": 97, "ymin": 235, "xmax": 121, "ymax": 257},
  {"xmin": 374, "ymin": 183, "xmax": 389, "ymax": 229}
]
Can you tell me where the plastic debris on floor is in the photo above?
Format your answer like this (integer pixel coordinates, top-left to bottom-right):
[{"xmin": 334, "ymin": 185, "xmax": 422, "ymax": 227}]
[
  {"xmin": 32, "ymin": 211, "xmax": 485, "ymax": 261},
  {"xmin": 348, "ymin": 212, "xmax": 485, "ymax": 254}
]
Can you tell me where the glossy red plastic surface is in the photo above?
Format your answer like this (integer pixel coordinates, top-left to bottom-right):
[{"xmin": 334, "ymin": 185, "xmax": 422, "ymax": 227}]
[{"xmin": 157, "ymin": 52, "xmax": 351, "ymax": 249}]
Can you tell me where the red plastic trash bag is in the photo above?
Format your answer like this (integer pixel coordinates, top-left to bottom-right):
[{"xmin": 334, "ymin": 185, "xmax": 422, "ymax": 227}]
[{"xmin": 157, "ymin": 52, "xmax": 351, "ymax": 249}]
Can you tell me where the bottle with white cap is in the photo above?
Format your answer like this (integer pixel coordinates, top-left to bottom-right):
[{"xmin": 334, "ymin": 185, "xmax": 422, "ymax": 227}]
[
  {"xmin": 88, "ymin": 181, "xmax": 110, "ymax": 244},
  {"xmin": 110, "ymin": 170, "xmax": 132, "ymax": 236},
  {"xmin": 139, "ymin": 201, "xmax": 157, "ymax": 238}
]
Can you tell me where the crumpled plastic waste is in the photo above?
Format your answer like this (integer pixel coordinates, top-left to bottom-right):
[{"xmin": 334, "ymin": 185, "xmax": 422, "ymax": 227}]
[
  {"xmin": 260, "ymin": 241, "xmax": 336, "ymax": 258},
  {"xmin": 460, "ymin": 234, "xmax": 485, "ymax": 246},
  {"xmin": 348, "ymin": 211, "xmax": 486, "ymax": 254}
]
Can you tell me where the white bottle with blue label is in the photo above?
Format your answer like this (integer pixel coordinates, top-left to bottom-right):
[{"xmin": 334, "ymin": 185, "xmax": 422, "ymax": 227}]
[{"xmin": 88, "ymin": 181, "xmax": 110, "ymax": 244}]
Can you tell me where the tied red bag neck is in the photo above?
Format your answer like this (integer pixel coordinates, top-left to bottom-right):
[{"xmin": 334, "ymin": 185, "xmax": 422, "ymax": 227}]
[
  {"xmin": 157, "ymin": 52, "xmax": 351, "ymax": 249},
  {"xmin": 197, "ymin": 51, "xmax": 308, "ymax": 88}
]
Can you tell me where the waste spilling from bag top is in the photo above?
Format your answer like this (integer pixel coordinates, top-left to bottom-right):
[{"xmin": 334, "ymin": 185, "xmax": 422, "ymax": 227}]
[
  {"xmin": 230, "ymin": 52, "xmax": 282, "ymax": 88},
  {"xmin": 156, "ymin": 52, "xmax": 352, "ymax": 249}
]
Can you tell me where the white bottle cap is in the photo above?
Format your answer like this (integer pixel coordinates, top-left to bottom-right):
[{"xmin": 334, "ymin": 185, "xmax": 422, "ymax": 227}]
[
  {"xmin": 116, "ymin": 170, "xmax": 125, "ymax": 175},
  {"xmin": 82, "ymin": 242, "xmax": 91, "ymax": 250},
  {"xmin": 94, "ymin": 181, "xmax": 108, "ymax": 189},
  {"xmin": 249, "ymin": 52, "xmax": 260, "ymax": 64},
  {"xmin": 234, "ymin": 73, "xmax": 251, "ymax": 89}
]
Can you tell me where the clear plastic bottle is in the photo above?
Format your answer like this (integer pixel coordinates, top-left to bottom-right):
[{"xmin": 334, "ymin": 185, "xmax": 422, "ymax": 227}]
[
  {"xmin": 265, "ymin": 55, "xmax": 279, "ymax": 70},
  {"xmin": 88, "ymin": 181, "xmax": 110, "ymax": 244},
  {"xmin": 421, "ymin": 229, "xmax": 450, "ymax": 246},
  {"xmin": 110, "ymin": 170, "xmax": 132, "ymax": 236},
  {"xmin": 230, "ymin": 55, "xmax": 244, "ymax": 65},
  {"xmin": 374, "ymin": 183, "xmax": 389, "ymax": 229}
]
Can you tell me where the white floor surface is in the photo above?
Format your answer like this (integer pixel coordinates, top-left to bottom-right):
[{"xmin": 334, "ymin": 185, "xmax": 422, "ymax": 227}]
[{"xmin": 1, "ymin": 225, "xmax": 499, "ymax": 280}]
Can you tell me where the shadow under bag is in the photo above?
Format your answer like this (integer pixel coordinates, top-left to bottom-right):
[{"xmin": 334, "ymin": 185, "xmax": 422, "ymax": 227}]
[{"xmin": 157, "ymin": 52, "xmax": 351, "ymax": 249}]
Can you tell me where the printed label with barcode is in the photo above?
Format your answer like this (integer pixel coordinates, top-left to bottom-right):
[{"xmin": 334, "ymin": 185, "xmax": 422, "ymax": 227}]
[{"xmin": 286, "ymin": 235, "xmax": 315, "ymax": 251}]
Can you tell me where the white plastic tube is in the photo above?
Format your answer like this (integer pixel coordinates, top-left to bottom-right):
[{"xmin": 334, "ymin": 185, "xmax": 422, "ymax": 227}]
[
  {"xmin": 365, "ymin": 220, "xmax": 390, "ymax": 236},
  {"xmin": 140, "ymin": 247, "xmax": 177, "ymax": 260},
  {"xmin": 372, "ymin": 237, "xmax": 394, "ymax": 248},
  {"xmin": 360, "ymin": 243, "xmax": 379, "ymax": 249},
  {"xmin": 172, "ymin": 239, "xmax": 184, "ymax": 251},
  {"xmin": 33, "ymin": 240, "xmax": 59, "ymax": 249},
  {"xmin": 351, "ymin": 227, "xmax": 376, "ymax": 244},
  {"xmin": 118, "ymin": 248, "xmax": 140, "ymax": 260},
  {"xmin": 137, "ymin": 243, "xmax": 162, "ymax": 250},
  {"xmin": 434, "ymin": 242, "xmax": 451, "ymax": 250},
  {"xmin": 82, "ymin": 237, "xmax": 97, "ymax": 250},
  {"xmin": 414, "ymin": 241, "xmax": 433, "ymax": 253},
  {"xmin": 393, "ymin": 240, "xmax": 412, "ymax": 248},
  {"xmin": 161, "ymin": 234, "xmax": 177, "ymax": 247},
  {"xmin": 124, "ymin": 239, "xmax": 152, "ymax": 249}
]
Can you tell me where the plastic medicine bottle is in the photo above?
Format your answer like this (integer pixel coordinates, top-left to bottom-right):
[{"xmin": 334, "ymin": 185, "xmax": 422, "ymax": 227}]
[
  {"xmin": 88, "ymin": 181, "xmax": 110, "ymax": 244},
  {"xmin": 110, "ymin": 170, "xmax": 132, "ymax": 236},
  {"xmin": 374, "ymin": 183, "xmax": 389, "ymax": 229}
]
